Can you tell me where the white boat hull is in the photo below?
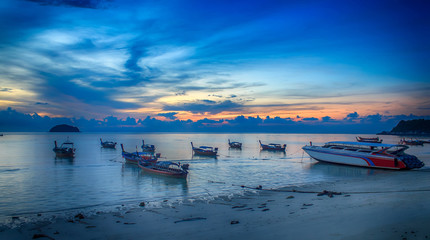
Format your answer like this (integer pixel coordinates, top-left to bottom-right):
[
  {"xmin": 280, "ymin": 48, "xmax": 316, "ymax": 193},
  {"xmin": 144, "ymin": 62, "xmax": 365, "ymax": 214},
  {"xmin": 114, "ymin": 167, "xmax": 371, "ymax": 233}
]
[{"xmin": 302, "ymin": 146, "xmax": 404, "ymax": 170}]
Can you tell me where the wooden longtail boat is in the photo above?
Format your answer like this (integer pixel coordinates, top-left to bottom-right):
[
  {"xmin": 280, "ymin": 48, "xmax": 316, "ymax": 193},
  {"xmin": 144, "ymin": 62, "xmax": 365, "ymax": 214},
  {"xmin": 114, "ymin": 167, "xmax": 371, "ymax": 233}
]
[
  {"xmin": 141, "ymin": 140, "xmax": 155, "ymax": 152},
  {"xmin": 259, "ymin": 140, "xmax": 286, "ymax": 151},
  {"xmin": 121, "ymin": 144, "xmax": 159, "ymax": 164},
  {"xmin": 100, "ymin": 138, "xmax": 117, "ymax": 148},
  {"xmin": 138, "ymin": 160, "xmax": 189, "ymax": 178},
  {"xmin": 191, "ymin": 142, "xmax": 218, "ymax": 156},
  {"xmin": 303, "ymin": 141, "xmax": 424, "ymax": 170},
  {"xmin": 228, "ymin": 139, "xmax": 242, "ymax": 149},
  {"xmin": 399, "ymin": 138, "xmax": 424, "ymax": 146},
  {"xmin": 53, "ymin": 140, "xmax": 75, "ymax": 158}
]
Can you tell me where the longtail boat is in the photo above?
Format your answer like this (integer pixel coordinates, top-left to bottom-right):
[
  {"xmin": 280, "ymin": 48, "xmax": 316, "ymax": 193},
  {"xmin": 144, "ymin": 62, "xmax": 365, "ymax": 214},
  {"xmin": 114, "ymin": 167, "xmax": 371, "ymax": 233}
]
[
  {"xmin": 53, "ymin": 139, "xmax": 75, "ymax": 158},
  {"xmin": 356, "ymin": 136, "xmax": 383, "ymax": 143},
  {"xmin": 141, "ymin": 140, "xmax": 155, "ymax": 152},
  {"xmin": 399, "ymin": 138, "xmax": 424, "ymax": 146},
  {"xmin": 100, "ymin": 138, "xmax": 117, "ymax": 148},
  {"xmin": 259, "ymin": 140, "xmax": 286, "ymax": 151},
  {"xmin": 121, "ymin": 144, "xmax": 159, "ymax": 164},
  {"xmin": 228, "ymin": 139, "xmax": 242, "ymax": 149},
  {"xmin": 302, "ymin": 141, "xmax": 424, "ymax": 170},
  {"xmin": 138, "ymin": 160, "xmax": 189, "ymax": 178},
  {"xmin": 191, "ymin": 142, "xmax": 218, "ymax": 156}
]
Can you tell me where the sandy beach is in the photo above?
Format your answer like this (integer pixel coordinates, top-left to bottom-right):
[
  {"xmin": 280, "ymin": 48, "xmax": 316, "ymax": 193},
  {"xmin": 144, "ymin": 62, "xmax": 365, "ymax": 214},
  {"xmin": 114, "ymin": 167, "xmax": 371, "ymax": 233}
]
[{"xmin": 1, "ymin": 169, "xmax": 430, "ymax": 240}]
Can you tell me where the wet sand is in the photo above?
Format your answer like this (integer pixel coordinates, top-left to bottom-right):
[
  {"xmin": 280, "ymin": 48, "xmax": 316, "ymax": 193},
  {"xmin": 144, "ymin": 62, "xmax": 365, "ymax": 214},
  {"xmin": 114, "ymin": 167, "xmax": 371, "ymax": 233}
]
[{"xmin": 1, "ymin": 171, "xmax": 430, "ymax": 240}]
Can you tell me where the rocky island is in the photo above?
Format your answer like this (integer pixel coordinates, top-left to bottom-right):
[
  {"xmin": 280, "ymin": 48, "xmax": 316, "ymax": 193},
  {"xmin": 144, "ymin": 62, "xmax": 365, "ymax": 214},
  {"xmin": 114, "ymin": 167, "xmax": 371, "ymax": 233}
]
[
  {"xmin": 378, "ymin": 119, "xmax": 430, "ymax": 136},
  {"xmin": 49, "ymin": 124, "xmax": 80, "ymax": 132}
]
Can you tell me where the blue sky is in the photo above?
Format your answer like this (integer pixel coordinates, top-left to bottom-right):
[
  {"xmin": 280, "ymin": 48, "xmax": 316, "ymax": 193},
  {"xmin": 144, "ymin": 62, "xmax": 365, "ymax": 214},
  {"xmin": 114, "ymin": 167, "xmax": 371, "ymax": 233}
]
[{"xmin": 0, "ymin": 0, "xmax": 429, "ymax": 131}]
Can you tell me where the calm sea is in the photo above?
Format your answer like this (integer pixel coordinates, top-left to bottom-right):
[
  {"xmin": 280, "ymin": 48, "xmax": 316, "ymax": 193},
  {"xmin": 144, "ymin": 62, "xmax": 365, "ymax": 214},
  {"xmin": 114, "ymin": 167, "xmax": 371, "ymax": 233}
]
[{"xmin": 0, "ymin": 133, "xmax": 429, "ymax": 225}]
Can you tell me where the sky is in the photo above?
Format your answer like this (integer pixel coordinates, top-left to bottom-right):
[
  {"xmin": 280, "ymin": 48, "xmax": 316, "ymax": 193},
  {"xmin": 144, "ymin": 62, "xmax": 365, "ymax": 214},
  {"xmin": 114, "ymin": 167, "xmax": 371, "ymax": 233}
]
[{"xmin": 0, "ymin": 0, "xmax": 429, "ymax": 131}]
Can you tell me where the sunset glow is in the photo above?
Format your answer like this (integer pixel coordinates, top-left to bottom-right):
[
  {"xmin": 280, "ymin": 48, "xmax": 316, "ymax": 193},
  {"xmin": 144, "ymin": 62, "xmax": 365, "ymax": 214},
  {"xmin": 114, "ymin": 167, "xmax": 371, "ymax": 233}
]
[{"xmin": 0, "ymin": 0, "xmax": 429, "ymax": 131}]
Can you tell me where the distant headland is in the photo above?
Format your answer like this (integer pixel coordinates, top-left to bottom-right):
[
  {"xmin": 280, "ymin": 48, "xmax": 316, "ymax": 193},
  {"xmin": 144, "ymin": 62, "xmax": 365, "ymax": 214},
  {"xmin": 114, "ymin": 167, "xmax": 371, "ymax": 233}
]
[
  {"xmin": 378, "ymin": 119, "xmax": 430, "ymax": 136},
  {"xmin": 49, "ymin": 124, "xmax": 80, "ymax": 132}
]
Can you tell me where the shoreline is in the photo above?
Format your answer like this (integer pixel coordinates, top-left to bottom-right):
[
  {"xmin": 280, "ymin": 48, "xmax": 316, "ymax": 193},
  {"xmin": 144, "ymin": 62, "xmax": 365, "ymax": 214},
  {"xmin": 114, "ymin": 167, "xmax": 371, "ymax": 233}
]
[{"xmin": 1, "ymin": 171, "xmax": 430, "ymax": 240}]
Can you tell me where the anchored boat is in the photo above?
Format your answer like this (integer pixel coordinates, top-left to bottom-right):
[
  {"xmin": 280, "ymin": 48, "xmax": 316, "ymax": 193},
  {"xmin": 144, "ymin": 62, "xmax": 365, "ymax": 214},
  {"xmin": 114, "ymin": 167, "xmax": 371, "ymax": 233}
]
[
  {"xmin": 100, "ymin": 138, "xmax": 117, "ymax": 148},
  {"xmin": 121, "ymin": 144, "xmax": 159, "ymax": 164},
  {"xmin": 53, "ymin": 140, "xmax": 75, "ymax": 158},
  {"xmin": 228, "ymin": 139, "xmax": 242, "ymax": 149},
  {"xmin": 141, "ymin": 140, "xmax": 155, "ymax": 152},
  {"xmin": 191, "ymin": 142, "xmax": 218, "ymax": 156},
  {"xmin": 356, "ymin": 136, "xmax": 383, "ymax": 143},
  {"xmin": 302, "ymin": 141, "xmax": 424, "ymax": 170},
  {"xmin": 138, "ymin": 160, "xmax": 189, "ymax": 178},
  {"xmin": 259, "ymin": 140, "xmax": 286, "ymax": 151},
  {"xmin": 399, "ymin": 138, "xmax": 424, "ymax": 146}
]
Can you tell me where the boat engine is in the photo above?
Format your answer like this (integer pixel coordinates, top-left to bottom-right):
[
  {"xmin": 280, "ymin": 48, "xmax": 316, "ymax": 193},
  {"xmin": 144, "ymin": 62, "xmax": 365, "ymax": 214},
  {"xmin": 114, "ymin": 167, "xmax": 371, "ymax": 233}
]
[
  {"xmin": 399, "ymin": 154, "xmax": 425, "ymax": 169},
  {"xmin": 182, "ymin": 164, "xmax": 190, "ymax": 170}
]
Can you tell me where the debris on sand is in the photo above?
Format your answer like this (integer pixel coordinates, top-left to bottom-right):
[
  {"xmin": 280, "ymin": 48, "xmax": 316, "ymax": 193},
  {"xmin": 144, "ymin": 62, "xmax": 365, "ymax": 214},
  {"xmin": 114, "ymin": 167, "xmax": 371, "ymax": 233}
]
[
  {"xmin": 174, "ymin": 217, "xmax": 207, "ymax": 223},
  {"xmin": 316, "ymin": 190, "xmax": 341, "ymax": 198},
  {"xmin": 74, "ymin": 213, "xmax": 85, "ymax": 219},
  {"xmin": 32, "ymin": 233, "xmax": 55, "ymax": 240}
]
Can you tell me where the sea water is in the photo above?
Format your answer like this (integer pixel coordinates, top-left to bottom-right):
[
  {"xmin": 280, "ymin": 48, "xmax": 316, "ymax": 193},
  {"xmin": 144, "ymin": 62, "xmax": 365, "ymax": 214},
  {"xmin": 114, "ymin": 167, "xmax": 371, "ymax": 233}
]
[{"xmin": 0, "ymin": 133, "xmax": 429, "ymax": 224}]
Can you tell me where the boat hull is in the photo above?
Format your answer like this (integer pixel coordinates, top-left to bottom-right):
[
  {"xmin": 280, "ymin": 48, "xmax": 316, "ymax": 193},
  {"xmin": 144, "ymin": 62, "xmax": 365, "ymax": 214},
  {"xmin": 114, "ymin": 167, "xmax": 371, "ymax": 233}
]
[
  {"xmin": 122, "ymin": 153, "xmax": 157, "ymax": 164},
  {"xmin": 192, "ymin": 149, "xmax": 217, "ymax": 156},
  {"xmin": 138, "ymin": 163, "xmax": 188, "ymax": 178},
  {"xmin": 302, "ymin": 146, "xmax": 407, "ymax": 170},
  {"xmin": 261, "ymin": 146, "xmax": 286, "ymax": 151},
  {"xmin": 101, "ymin": 143, "xmax": 116, "ymax": 148}
]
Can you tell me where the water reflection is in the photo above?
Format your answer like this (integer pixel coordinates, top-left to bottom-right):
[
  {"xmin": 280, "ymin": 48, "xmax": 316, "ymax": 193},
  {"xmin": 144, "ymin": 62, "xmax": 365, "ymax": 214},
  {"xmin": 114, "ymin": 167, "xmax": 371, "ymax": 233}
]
[
  {"xmin": 121, "ymin": 162, "xmax": 142, "ymax": 177},
  {"xmin": 259, "ymin": 150, "xmax": 286, "ymax": 159},
  {"xmin": 308, "ymin": 162, "xmax": 392, "ymax": 177},
  {"xmin": 139, "ymin": 171, "xmax": 188, "ymax": 191},
  {"xmin": 191, "ymin": 154, "xmax": 217, "ymax": 160},
  {"xmin": 54, "ymin": 157, "xmax": 74, "ymax": 165}
]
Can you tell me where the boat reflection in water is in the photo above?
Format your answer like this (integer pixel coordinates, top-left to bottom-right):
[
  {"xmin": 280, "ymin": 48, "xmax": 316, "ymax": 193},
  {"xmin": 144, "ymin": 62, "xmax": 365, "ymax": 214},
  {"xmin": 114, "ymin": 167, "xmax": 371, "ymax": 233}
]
[{"xmin": 307, "ymin": 161, "xmax": 390, "ymax": 177}]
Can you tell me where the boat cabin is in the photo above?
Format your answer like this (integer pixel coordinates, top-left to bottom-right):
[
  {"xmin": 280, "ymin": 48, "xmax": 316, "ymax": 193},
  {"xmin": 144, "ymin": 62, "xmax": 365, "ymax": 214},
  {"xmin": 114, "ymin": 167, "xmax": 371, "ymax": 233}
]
[{"xmin": 322, "ymin": 141, "xmax": 409, "ymax": 156}]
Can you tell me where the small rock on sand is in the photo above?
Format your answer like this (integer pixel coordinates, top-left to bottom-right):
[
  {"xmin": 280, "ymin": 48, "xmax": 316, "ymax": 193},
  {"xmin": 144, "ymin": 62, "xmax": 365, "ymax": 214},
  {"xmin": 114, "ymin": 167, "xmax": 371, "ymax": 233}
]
[
  {"xmin": 32, "ymin": 234, "xmax": 54, "ymax": 240},
  {"xmin": 231, "ymin": 220, "xmax": 240, "ymax": 224}
]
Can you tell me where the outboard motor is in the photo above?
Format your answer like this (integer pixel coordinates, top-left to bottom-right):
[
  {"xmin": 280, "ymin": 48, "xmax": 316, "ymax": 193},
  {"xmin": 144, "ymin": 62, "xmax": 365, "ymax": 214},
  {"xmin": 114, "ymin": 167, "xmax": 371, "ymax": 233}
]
[
  {"xmin": 399, "ymin": 154, "xmax": 425, "ymax": 169},
  {"xmin": 182, "ymin": 164, "xmax": 189, "ymax": 170}
]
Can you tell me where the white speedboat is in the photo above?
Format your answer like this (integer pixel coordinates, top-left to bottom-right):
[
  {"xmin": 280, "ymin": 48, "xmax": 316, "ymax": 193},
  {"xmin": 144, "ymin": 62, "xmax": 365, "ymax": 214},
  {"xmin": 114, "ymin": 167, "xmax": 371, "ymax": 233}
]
[{"xmin": 302, "ymin": 141, "xmax": 424, "ymax": 170}]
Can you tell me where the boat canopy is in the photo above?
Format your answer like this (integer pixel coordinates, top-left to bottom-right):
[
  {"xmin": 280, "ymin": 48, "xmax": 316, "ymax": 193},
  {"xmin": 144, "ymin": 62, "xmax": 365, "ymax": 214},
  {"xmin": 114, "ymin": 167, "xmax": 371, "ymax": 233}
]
[
  {"xmin": 327, "ymin": 141, "xmax": 407, "ymax": 149},
  {"xmin": 199, "ymin": 146, "xmax": 213, "ymax": 149}
]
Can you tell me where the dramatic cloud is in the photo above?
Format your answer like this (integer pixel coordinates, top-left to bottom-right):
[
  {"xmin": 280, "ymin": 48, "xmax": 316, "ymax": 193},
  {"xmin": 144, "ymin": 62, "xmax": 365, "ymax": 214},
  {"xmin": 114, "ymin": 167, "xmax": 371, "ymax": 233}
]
[
  {"xmin": 344, "ymin": 112, "xmax": 359, "ymax": 121},
  {"xmin": 1, "ymin": 0, "xmax": 429, "ymax": 121},
  {"xmin": 302, "ymin": 117, "xmax": 319, "ymax": 121},
  {"xmin": 163, "ymin": 100, "xmax": 243, "ymax": 114},
  {"xmin": 157, "ymin": 112, "xmax": 179, "ymax": 120}
]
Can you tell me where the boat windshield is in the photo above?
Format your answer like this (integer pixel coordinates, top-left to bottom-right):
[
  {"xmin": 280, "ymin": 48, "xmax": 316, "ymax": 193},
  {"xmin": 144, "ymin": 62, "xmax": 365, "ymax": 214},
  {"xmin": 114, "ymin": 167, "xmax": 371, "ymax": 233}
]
[{"xmin": 324, "ymin": 141, "xmax": 408, "ymax": 154}]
